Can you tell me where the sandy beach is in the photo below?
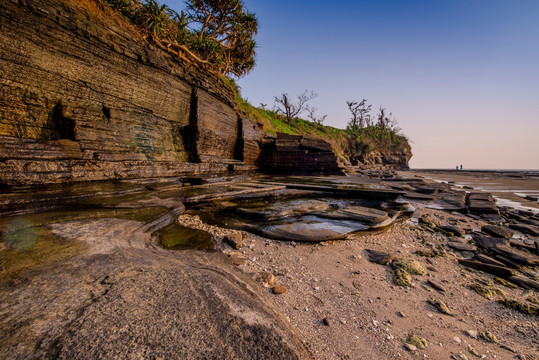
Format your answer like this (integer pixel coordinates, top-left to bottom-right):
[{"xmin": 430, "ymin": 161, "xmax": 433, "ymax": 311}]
[{"xmin": 187, "ymin": 171, "xmax": 539, "ymax": 359}]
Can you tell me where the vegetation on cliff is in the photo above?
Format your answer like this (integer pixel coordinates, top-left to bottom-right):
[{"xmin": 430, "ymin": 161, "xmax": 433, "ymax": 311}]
[
  {"xmin": 236, "ymin": 92, "xmax": 411, "ymax": 166},
  {"xmin": 101, "ymin": 0, "xmax": 257, "ymax": 77}
]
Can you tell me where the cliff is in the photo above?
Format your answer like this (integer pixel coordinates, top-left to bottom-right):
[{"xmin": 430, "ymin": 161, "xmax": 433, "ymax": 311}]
[
  {"xmin": 0, "ymin": 0, "xmax": 264, "ymax": 187},
  {"xmin": 0, "ymin": 0, "xmax": 409, "ymax": 188}
]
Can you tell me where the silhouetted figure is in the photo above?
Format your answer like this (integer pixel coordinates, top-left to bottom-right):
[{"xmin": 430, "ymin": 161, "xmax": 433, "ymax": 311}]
[
  {"xmin": 456, "ymin": 166, "xmax": 459, "ymax": 170},
  {"xmin": 460, "ymin": 164, "xmax": 463, "ymax": 170}
]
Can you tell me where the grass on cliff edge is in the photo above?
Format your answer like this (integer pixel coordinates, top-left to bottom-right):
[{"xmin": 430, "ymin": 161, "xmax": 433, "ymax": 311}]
[{"xmin": 234, "ymin": 91, "xmax": 411, "ymax": 161}]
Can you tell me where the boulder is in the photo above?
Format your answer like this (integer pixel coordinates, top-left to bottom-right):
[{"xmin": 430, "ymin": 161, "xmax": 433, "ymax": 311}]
[{"xmin": 467, "ymin": 193, "xmax": 499, "ymax": 215}]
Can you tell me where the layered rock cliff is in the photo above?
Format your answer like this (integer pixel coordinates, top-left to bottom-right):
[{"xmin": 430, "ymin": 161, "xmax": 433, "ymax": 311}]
[
  {"xmin": 0, "ymin": 0, "xmax": 264, "ymax": 187},
  {"xmin": 0, "ymin": 0, "xmax": 410, "ymax": 188}
]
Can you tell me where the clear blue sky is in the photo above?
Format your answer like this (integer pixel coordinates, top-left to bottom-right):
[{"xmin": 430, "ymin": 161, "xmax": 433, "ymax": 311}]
[{"xmin": 166, "ymin": 0, "xmax": 539, "ymax": 169}]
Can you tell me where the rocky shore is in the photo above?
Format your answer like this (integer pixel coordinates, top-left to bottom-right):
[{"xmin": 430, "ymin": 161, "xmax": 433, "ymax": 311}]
[{"xmin": 1, "ymin": 171, "xmax": 538, "ymax": 359}]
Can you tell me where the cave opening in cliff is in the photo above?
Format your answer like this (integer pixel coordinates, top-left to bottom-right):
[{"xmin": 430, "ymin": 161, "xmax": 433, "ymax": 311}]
[
  {"xmin": 181, "ymin": 88, "xmax": 201, "ymax": 163},
  {"xmin": 50, "ymin": 101, "xmax": 76, "ymax": 141},
  {"xmin": 233, "ymin": 116, "xmax": 244, "ymax": 161}
]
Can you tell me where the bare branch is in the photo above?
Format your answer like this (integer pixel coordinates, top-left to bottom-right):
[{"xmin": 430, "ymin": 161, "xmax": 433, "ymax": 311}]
[{"xmin": 274, "ymin": 90, "xmax": 317, "ymax": 124}]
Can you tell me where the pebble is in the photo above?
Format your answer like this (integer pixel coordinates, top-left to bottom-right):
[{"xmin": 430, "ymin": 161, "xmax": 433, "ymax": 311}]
[
  {"xmin": 404, "ymin": 344, "xmax": 417, "ymax": 352},
  {"xmin": 252, "ymin": 271, "xmax": 275, "ymax": 287},
  {"xmin": 465, "ymin": 330, "xmax": 478, "ymax": 339},
  {"xmin": 453, "ymin": 336, "xmax": 462, "ymax": 344},
  {"xmin": 397, "ymin": 311, "xmax": 407, "ymax": 318},
  {"xmin": 273, "ymin": 285, "xmax": 288, "ymax": 294},
  {"xmin": 322, "ymin": 317, "xmax": 331, "ymax": 326},
  {"xmin": 223, "ymin": 233, "xmax": 243, "ymax": 249}
]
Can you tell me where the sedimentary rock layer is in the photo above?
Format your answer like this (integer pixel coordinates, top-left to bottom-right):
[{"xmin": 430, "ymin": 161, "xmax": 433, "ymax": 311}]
[{"xmin": 0, "ymin": 0, "xmax": 262, "ymax": 186}]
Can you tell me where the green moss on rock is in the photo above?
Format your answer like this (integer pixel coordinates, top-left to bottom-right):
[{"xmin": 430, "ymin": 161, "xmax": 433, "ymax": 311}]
[
  {"xmin": 498, "ymin": 299, "xmax": 539, "ymax": 316},
  {"xmin": 405, "ymin": 334, "xmax": 428, "ymax": 349}
]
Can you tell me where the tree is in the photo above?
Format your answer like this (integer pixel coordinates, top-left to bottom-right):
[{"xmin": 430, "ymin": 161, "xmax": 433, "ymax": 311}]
[
  {"xmin": 346, "ymin": 99, "xmax": 371, "ymax": 130},
  {"xmin": 306, "ymin": 106, "xmax": 327, "ymax": 125},
  {"xmin": 376, "ymin": 106, "xmax": 401, "ymax": 133},
  {"xmin": 185, "ymin": 0, "xmax": 258, "ymax": 77},
  {"xmin": 273, "ymin": 90, "xmax": 316, "ymax": 124},
  {"xmin": 138, "ymin": 0, "xmax": 181, "ymax": 39}
]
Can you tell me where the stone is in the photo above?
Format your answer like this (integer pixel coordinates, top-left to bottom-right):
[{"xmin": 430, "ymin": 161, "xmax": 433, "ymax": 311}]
[
  {"xmin": 452, "ymin": 352, "xmax": 468, "ymax": 360},
  {"xmin": 405, "ymin": 334, "xmax": 428, "ymax": 349},
  {"xmin": 474, "ymin": 253, "xmax": 506, "ymax": 267},
  {"xmin": 493, "ymin": 277, "xmax": 518, "ymax": 289},
  {"xmin": 252, "ymin": 271, "xmax": 275, "ymax": 288},
  {"xmin": 223, "ymin": 233, "xmax": 243, "ymax": 249},
  {"xmin": 404, "ymin": 343, "xmax": 417, "ymax": 352},
  {"xmin": 365, "ymin": 249, "xmax": 398, "ymax": 265},
  {"xmin": 393, "ymin": 268, "xmax": 412, "ymax": 287},
  {"xmin": 322, "ymin": 317, "xmax": 332, "ymax": 326},
  {"xmin": 481, "ymin": 331, "xmax": 498, "ymax": 343},
  {"xmin": 481, "ymin": 225, "xmax": 513, "ymax": 239},
  {"xmin": 391, "ymin": 258, "xmax": 426, "ymax": 275},
  {"xmin": 481, "ymin": 214, "xmax": 505, "ymax": 224},
  {"xmin": 447, "ymin": 241, "xmax": 477, "ymax": 252},
  {"xmin": 453, "ymin": 337, "xmax": 462, "ymax": 344},
  {"xmin": 260, "ymin": 133, "xmax": 341, "ymax": 174},
  {"xmin": 497, "ymin": 299, "xmax": 539, "ymax": 316},
  {"xmin": 457, "ymin": 259, "xmax": 513, "ymax": 278},
  {"xmin": 427, "ymin": 279, "xmax": 447, "ymax": 292},
  {"xmin": 439, "ymin": 224, "xmax": 465, "ymax": 237},
  {"xmin": 419, "ymin": 214, "xmax": 439, "ymax": 227},
  {"xmin": 507, "ymin": 275, "xmax": 539, "ymax": 290},
  {"xmin": 508, "ymin": 223, "xmax": 539, "ymax": 236},
  {"xmin": 428, "ymin": 299, "xmax": 453, "ymax": 316},
  {"xmin": 273, "ymin": 286, "xmax": 288, "ymax": 295},
  {"xmin": 469, "ymin": 283, "xmax": 494, "ymax": 299},
  {"xmin": 466, "ymin": 193, "xmax": 499, "ymax": 215},
  {"xmin": 0, "ymin": 218, "xmax": 312, "ymax": 359},
  {"xmin": 464, "ymin": 330, "xmax": 478, "ymax": 339},
  {"xmin": 474, "ymin": 235, "xmax": 539, "ymax": 266},
  {"xmin": 228, "ymin": 253, "xmax": 248, "ymax": 266}
]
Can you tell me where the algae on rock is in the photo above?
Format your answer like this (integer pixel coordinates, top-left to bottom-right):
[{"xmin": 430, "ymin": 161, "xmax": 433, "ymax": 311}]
[
  {"xmin": 391, "ymin": 258, "xmax": 425, "ymax": 286},
  {"xmin": 405, "ymin": 334, "xmax": 428, "ymax": 349}
]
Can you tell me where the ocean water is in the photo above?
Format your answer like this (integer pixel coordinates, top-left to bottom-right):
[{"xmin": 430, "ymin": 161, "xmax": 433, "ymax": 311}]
[{"xmin": 408, "ymin": 169, "xmax": 539, "ymax": 214}]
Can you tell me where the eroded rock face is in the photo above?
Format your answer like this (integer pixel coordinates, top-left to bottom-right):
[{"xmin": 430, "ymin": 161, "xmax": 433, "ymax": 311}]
[
  {"xmin": 1, "ymin": 216, "xmax": 313, "ymax": 359},
  {"xmin": 0, "ymin": 0, "xmax": 262, "ymax": 187}
]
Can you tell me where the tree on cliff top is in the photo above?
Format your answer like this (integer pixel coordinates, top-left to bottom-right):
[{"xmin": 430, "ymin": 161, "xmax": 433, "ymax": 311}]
[
  {"xmin": 273, "ymin": 91, "xmax": 317, "ymax": 124},
  {"xmin": 185, "ymin": 0, "xmax": 258, "ymax": 77},
  {"xmin": 102, "ymin": 0, "xmax": 258, "ymax": 78},
  {"xmin": 346, "ymin": 99, "xmax": 371, "ymax": 130}
]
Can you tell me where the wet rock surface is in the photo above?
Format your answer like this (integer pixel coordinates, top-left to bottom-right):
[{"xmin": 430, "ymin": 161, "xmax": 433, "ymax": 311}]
[{"xmin": 1, "ymin": 171, "xmax": 538, "ymax": 360}]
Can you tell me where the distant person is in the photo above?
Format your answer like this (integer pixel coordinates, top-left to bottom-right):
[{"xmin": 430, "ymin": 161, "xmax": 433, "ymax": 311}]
[
  {"xmin": 456, "ymin": 166, "xmax": 459, "ymax": 171},
  {"xmin": 460, "ymin": 164, "xmax": 463, "ymax": 170}
]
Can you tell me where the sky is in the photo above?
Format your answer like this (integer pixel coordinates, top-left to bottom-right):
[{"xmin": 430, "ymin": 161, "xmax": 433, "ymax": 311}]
[{"xmin": 166, "ymin": 0, "xmax": 539, "ymax": 169}]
